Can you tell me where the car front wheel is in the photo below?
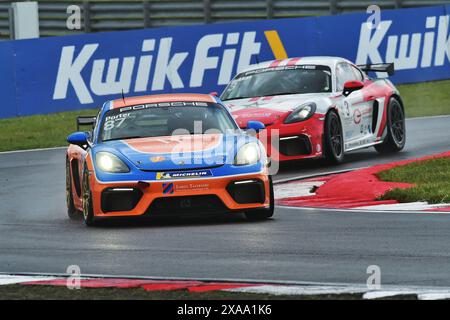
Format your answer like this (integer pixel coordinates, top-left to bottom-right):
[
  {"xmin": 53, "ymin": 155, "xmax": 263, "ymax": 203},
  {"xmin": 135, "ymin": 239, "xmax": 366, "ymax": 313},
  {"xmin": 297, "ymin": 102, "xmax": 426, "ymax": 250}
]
[
  {"xmin": 66, "ymin": 157, "xmax": 80, "ymax": 220},
  {"xmin": 245, "ymin": 177, "xmax": 274, "ymax": 221},
  {"xmin": 375, "ymin": 97, "xmax": 406, "ymax": 153},
  {"xmin": 323, "ymin": 110, "xmax": 344, "ymax": 164},
  {"xmin": 82, "ymin": 166, "xmax": 97, "ymax": 227}
]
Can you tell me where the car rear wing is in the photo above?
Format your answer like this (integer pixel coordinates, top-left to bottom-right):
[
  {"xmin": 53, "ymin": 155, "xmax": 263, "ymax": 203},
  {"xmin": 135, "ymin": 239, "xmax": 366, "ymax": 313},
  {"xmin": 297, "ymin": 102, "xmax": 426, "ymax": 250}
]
[
  {"xmin": 77, "ymin": 116, "xmax": 96, "ymax": 131},
  {"xmin": 357, "ymin": 63, "xmax": 395, "ymax": 76}
]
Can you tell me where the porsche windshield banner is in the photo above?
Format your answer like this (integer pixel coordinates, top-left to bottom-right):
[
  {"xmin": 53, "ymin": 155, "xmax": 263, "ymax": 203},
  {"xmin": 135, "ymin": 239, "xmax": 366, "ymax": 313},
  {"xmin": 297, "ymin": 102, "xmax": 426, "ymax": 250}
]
[{"xmin": 0, "ymin": 5, "xmax": 449, "ymax": 118}]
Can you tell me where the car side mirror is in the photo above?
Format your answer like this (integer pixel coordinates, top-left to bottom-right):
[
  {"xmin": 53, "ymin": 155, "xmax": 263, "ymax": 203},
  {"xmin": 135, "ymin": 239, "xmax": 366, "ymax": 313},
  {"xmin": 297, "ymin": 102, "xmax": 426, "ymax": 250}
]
[
  {"xmin": 209, "ymin": 91, "xmax": 218, "ymax": 97},
  {"xmin": 246, "ymin": 120, "xmax": 265, "ymax": 132},
  {"xmin": 67, "ymin": 131, "xmax": 89, "ymax": 146},
  {"xmin": 343, "ymin": 80, "xmax": 364, "ymax": 96}
]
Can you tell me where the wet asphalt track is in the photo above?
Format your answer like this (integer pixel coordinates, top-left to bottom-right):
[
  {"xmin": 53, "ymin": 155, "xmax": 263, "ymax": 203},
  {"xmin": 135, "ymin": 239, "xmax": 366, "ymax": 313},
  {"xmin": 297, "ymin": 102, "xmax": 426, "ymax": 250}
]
[{"xmin": 1, "ymin": 116, "xmax": 450, "ymax": 286}]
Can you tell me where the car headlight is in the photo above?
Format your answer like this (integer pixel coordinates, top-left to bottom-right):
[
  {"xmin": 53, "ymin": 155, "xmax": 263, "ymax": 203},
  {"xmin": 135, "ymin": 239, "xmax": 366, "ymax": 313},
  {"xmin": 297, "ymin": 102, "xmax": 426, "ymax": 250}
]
[
  {"xmin": 284, "ymin": 103, "xmax": 317, "ymax": 124},
  {"xmin": 235, "ymin": 143, "xmax": 261, "ymax": 166},
  {"xmin": 96, "ymin": 152, "xmax": 129, "ymax": 173}
]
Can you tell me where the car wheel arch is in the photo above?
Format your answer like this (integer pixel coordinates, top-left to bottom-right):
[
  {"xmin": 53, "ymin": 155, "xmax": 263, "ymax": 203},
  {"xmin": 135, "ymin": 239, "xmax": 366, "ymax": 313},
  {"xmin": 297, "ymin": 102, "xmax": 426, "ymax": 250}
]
[
  {"xmin": 66, "ymin": 154, "xmax": 82, "ymax": 198},
  {"xmin": 389, "ymin": 93, "xmax": 405, "ymax": 113},
  {"xmin": 324, "ymin": 108, "xmax": 344, "ymax": 139},
  {"xmin": 379, "ymin": 94, "xmax": 405, "ymax": 138},
  {"xmin": 322, "ymin": 108, "xmax": 345, "ymax": 163}
]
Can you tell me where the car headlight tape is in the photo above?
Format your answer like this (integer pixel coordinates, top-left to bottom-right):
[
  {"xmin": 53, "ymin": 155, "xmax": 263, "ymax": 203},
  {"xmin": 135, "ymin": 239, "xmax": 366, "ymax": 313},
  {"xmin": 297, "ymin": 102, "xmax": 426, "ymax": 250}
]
[
  {"xmin": 235, "ymin": 143, "xmax": 261, "ymax": 166},
  {"xmin": 96, "ymin": 152, "xmax": 129, "ymax": 173},
  {"xmin": 284, "ymin": 103, "xmax": 317, "ymax": 124}
]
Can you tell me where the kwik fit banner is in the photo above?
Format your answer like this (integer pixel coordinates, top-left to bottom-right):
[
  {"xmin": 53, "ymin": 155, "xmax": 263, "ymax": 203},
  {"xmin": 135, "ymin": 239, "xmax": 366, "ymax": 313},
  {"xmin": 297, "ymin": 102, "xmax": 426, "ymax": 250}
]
[{"xmin": 0, "ymin": 5, "xmax": 449, "ymax": 118}]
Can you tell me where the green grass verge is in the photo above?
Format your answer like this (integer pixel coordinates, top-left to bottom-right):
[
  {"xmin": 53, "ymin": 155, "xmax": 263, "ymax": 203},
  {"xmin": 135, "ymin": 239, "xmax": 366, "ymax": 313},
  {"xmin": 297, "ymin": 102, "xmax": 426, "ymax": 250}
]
[
  {"xmin": 397, "ymin": 80, "xmax": 450, "ymax": 118},
  {"xmin": 378, "ymin": 157, "xmax": 450, "ymax": 204},
  {"xmin": 0, "ymin": 285, "xmax": 418, "ymax": 300},
  {"xmin": 0, "ymin": 109, "xmax": 98, "ymax": 152},
  {"xmin": 0, "ymin": 80, "xmax": 449, "ymax": 152}
]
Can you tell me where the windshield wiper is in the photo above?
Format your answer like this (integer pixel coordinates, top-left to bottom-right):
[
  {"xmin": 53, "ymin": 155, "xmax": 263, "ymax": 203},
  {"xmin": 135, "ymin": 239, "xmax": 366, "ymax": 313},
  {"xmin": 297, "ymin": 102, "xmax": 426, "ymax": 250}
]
[
  {"xmin": 103, "ymin": 135, "xmax": 144, "ymax": 142},
  {"xmin": 224, "ymin": 92, "xmax": 298, "ymax": 101},
  {"xmin": 221, "ymin": 96, "xmax": 251, "ymax": 101},
  {"xmin": 263, "ymin": 92, "xmax": 297, "ymax": 97}
]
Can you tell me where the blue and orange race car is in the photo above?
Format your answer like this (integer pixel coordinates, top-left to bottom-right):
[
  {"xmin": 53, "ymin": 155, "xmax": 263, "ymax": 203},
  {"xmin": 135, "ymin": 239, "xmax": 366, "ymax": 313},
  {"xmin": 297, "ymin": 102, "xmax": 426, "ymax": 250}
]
[{"xmin": 66, "ymin": 93, "xmax": 274, "ymax": 226}]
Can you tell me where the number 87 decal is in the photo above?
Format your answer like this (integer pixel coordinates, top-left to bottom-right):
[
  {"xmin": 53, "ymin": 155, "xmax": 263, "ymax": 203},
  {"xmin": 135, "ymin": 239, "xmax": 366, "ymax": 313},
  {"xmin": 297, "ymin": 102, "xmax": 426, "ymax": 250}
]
[{"xmin": 104, "ymin": 117, "xmax": 127, "ymax": 130}]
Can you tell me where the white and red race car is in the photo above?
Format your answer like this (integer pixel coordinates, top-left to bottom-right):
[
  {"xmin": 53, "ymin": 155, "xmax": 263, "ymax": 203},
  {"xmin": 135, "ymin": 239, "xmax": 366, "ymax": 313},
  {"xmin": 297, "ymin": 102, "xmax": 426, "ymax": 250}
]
[{"xmin": 220, "ymin": 56, "xmax": 406, "ymax": 163}]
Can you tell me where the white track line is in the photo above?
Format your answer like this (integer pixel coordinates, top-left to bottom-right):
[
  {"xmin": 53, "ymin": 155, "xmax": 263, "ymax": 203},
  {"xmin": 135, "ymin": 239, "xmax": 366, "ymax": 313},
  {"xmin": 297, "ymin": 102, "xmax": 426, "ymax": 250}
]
[
  {"xmin": 274, "ymin": 181, "xmax": 324, "ymax": 198},
  {"xmin": 363, "ymin": 290, "xmax": 418, "ymax": 299},
  {"xmin": 278, "ymin": 205, "xmax": 450, "ymax": 215},
  {"xmin": 0, "ymin": 272, "xmax": 383, "ymax": 287},
  {"xmin": 226, "ymin": 284, "xmax": 368, "ymax": 296},
  {"xmin": 406, "ymin": 115, "xmax": 450, "ymax": 120},
  {"xmin": 419, "ymin": 292, "xmax": 450, "ymax": 300},
  {"xmin": 3, "ymin": 273, "xmax": 450, "ymax": 299},
  {"xmin": 354, "ymin": 202, "xmax": 450, "ymax": 211},
  {"xmin": 0, "ymin": 146, "xmax": 66, "ymax": 155},
  {"xmin": 273, "ymin": 168, "xmax": 364, "ymax": 184},
  {"xmin": 0, "ymin": 275, "xmax": 58, "ymax": 285},
  {"xmin": 228, "ymin": 284, "xmax": 450, "ymax": 300}
]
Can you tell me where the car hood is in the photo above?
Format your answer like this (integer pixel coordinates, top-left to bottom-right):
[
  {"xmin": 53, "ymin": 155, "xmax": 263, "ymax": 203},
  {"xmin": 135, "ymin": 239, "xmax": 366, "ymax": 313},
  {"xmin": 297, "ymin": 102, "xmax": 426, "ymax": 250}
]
[
  {"xmin": 99, "ymin": 134, "xmax": 240, "ymax": 171},
  {"xmin": 224, "ymin": 93, "xmax": 330, "ymax": 127}
]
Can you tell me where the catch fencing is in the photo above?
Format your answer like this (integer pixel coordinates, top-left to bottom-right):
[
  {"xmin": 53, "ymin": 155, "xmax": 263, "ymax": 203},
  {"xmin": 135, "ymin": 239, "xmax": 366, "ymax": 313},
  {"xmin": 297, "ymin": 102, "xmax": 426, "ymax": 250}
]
[
  {"xmin": 0, "ymin": 0, "xmax": 449, "ymax": 38},
  {"xmin": 0, "ymin": 4, "xmax": 449, "ymax": 118}
]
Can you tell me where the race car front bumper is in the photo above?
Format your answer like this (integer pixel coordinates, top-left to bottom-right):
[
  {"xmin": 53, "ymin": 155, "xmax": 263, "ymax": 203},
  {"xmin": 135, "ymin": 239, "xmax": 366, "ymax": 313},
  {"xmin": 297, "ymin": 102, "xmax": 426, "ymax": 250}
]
[
  {"xmin": 259, "ymin": 114, "xmax": 324, "ymax": 162},
  {"xmin": 89, "ymin": 172, "xmax": 271, "ymax": 217}
]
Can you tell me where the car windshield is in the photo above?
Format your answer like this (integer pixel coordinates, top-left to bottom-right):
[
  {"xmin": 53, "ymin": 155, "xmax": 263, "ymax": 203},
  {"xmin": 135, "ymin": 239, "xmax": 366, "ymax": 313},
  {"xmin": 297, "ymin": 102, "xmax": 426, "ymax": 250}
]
[
  {"xmin": 99, "ymin": 102, "xmax": 237, "ymax": 142},
  {"xmin": 221, "ymin": 65, "xmax": 332, "ymax": 100}
]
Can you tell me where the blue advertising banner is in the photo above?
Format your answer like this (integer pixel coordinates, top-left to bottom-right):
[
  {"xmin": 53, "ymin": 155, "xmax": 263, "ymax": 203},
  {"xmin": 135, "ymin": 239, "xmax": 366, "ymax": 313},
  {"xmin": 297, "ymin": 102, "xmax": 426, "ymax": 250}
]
[
  {"xmin": 0, "ymin": 41, "xmax": 17, "ymax": 119},
  {"xmin": 0, "ymin": 5, "xmax": 449, "ymax": 118}
]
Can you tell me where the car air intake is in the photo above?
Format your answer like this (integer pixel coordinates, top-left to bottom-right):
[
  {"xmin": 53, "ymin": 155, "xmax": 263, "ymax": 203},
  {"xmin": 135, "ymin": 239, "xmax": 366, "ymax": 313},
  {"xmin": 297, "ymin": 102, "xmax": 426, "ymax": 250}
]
[
  {"xmin": 147, "ymin": 195, "xmax": 227, "ymax": 215},
  {"xmin": 278, "ymin": 135, "xmax": 312, "ymax": 156},
  {"xmin": 226, "ymin": 179, "xmax": 265, "ymax": 204},
  {"xmin": 101, "ymin": 188, "xmax": 143, "ymax": 212}
]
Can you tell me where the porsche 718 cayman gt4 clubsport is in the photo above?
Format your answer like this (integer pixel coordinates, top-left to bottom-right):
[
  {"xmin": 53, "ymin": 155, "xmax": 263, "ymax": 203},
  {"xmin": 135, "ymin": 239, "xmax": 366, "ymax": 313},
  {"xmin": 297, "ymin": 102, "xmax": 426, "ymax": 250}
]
[
  {"xmin": 66, "ymin": 94, "xmax": 273, "ymax": 226},
  {"xmin": 221, "ymin": 56, "xmax": 406, "ymax": 163}
]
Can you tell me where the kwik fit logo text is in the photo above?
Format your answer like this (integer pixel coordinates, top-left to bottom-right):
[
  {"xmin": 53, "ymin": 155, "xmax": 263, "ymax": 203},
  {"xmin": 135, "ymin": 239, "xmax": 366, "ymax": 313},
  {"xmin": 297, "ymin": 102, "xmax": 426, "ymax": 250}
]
[
  {"xmin": 52, "ymin": 13, "xmax": 450, "ymax": 105},
  {"xmin": 53, "ymin": 31, "xmax": 269, "ymax": 104},
  {"xmin": 356, "ymin": 15, "xmax": 450, "ymax": 70}
]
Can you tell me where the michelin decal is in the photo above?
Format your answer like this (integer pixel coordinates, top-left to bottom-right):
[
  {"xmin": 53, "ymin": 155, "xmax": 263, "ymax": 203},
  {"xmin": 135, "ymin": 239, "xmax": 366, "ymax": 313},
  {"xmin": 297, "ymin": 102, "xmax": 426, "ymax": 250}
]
[{"xmin": 156, "ymin": 170, "xmax": 213, "ymax": 180}]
